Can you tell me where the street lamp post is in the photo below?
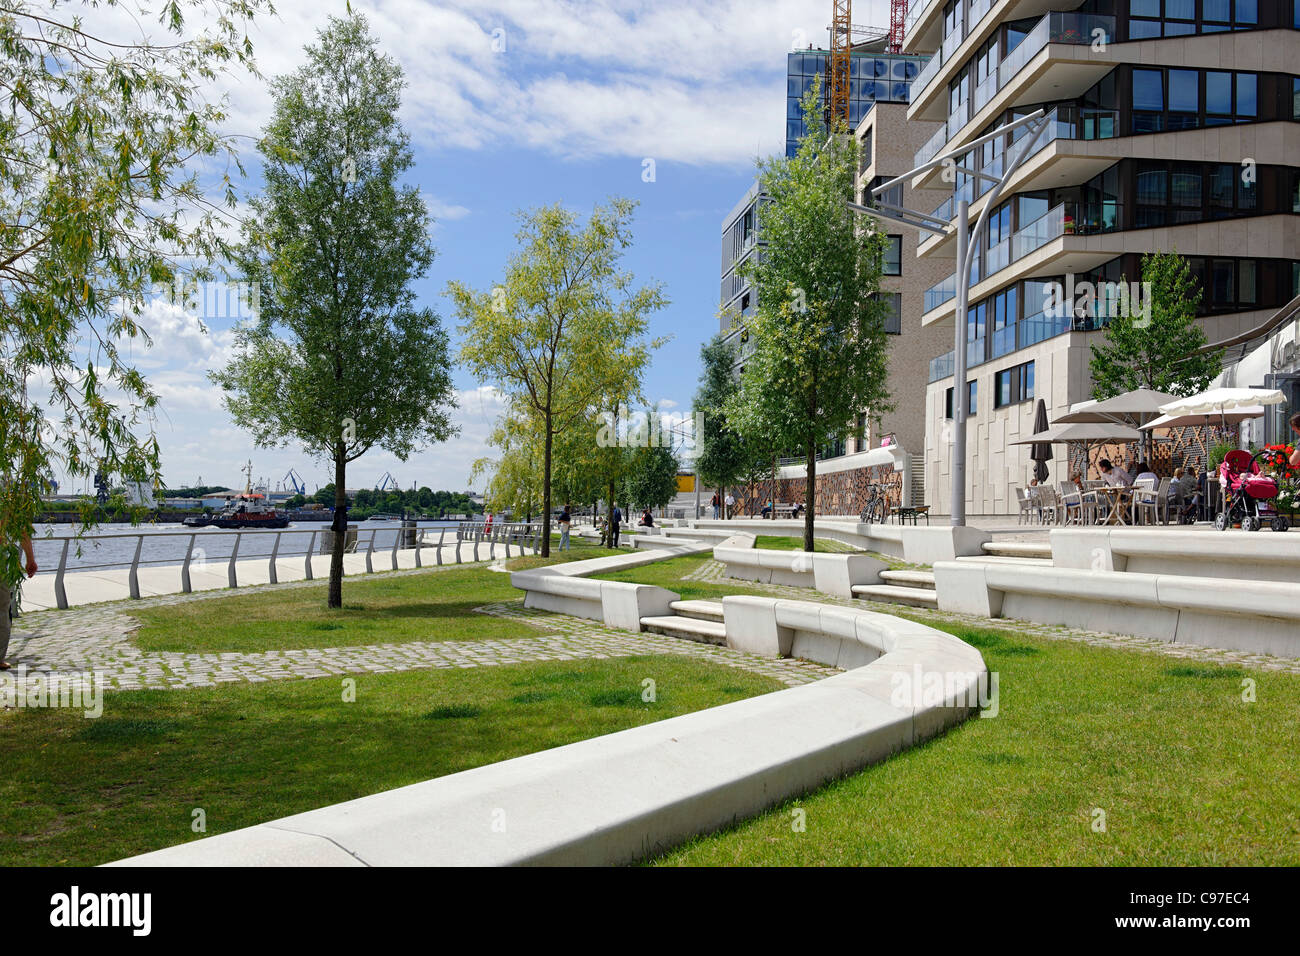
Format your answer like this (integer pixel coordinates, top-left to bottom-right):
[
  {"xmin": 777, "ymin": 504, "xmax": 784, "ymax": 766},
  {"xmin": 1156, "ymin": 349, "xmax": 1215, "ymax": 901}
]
[{"xmin": 847, "ymin": 109, "xmax": 1048, "ymax": 526}]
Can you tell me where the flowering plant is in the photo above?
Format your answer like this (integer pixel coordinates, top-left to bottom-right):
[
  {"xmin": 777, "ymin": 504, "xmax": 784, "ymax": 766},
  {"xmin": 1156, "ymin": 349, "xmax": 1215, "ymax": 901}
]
[{"xmin": 1262, "ymin": 444, "xmax": 1299, "ymax": 515}]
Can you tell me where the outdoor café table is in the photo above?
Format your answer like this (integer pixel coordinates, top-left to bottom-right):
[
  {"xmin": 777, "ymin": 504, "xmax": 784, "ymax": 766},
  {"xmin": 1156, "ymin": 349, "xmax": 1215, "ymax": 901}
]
[{"xmin": 1094, "ymin": 485, "xmax": 1132, "ymax": 525}]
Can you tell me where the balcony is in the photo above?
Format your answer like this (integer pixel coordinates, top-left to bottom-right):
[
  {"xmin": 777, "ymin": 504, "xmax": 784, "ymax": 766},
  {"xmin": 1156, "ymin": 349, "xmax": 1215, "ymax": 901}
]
[
  {"xmin": 910, "ymin": 0, "xmax": 997, "ymax": 104},
  {"xmin": 916, "ymin": 122, "xmax": 949, "ymax": 168},
  {"xmin": 912, "ymin": 11, "xmax": 1116, "ymax": 169},
  {"xmin": 928, "ymin": 349, "xmax": 954, "ymax": 383},
  {"xmin": 922, "ymin": 199, "xmax": 1123, "ymax": 319},
  {"xmin": 918, "ymin": 105, "xmax": 1120, "ymax": 248}
]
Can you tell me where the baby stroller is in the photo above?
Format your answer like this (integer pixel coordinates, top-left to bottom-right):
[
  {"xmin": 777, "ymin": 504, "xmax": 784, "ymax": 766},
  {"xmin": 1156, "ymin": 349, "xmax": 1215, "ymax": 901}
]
[{"xmin": 1215, "ymin": 450, "xmax": 1286, "ymax": 532}]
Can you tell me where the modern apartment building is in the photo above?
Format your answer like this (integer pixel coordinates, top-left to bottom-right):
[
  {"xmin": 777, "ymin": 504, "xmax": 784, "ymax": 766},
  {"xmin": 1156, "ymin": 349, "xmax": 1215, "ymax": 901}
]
[{"xmin": 903, "ymin": 0, "xmax": 1300, "ymax": 514}]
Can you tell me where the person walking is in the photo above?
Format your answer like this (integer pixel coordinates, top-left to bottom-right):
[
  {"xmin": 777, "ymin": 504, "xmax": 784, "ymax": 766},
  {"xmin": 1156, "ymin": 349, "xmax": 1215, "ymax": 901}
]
[
  {"xmin": 724, "ymin": 491, "xmax": 735, "ymax": 519},
  {"xmin": 610, "ymin": 502, "xmax": 622, "ymax": 548},
  {"xmin": 710, "ymin": 492, "xmax": 720, "ymax": 520},
  {"xmin": 1, "ymin": 532, "xmax": 38, "ymax": 671},
  {"xmin": 558, "ymin": 505, "xmax": 572, "ymax": 551}
]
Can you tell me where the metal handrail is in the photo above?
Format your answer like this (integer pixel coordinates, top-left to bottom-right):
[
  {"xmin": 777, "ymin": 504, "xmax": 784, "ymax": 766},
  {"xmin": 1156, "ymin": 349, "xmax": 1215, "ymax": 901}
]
[{"xmin": 31, "ymin": 520, "xmax": 543, "ymax": 609}]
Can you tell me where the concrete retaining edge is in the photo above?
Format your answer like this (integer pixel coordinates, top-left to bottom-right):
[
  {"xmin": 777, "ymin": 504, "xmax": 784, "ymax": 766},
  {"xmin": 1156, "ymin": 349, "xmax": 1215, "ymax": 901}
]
[{"xmin": 109, "ymin": 534, "xmax": 985, "ymax": 867}]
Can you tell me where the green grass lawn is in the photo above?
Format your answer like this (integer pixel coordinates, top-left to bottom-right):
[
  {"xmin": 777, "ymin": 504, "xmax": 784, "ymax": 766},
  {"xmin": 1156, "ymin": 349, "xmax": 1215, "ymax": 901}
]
[
  {"xmin": 754, "ymin": 535, "xmax": 858, "ymax": 553},
  {"xmin": 0, "ymin": 655, "xmax": 782, "ymax": 866},
  {"xmin": 131, "ymin": 545, "xmax": 626, "ymax": 654},
  {"xmin": 655, "ymin": 622, "xmax": 1300, "ymax": 866}
]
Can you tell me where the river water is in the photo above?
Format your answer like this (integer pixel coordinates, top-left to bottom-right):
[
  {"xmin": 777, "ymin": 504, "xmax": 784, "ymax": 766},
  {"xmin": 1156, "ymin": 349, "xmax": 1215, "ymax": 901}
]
[{"xmin": 29, "ymin": 519, "xmax": 471, "ymax": 574}]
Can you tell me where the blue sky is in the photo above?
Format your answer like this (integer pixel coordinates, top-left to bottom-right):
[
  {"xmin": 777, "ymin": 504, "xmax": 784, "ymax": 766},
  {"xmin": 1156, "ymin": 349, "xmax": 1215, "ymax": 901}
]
[{"xmin": 77, "ymin": 0, "xmax": 894, "ymax": 495}]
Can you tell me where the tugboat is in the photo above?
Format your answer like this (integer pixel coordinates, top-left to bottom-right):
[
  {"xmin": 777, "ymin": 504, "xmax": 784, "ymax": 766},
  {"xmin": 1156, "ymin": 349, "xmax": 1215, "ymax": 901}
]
[{"xmin": 183, "ymin": 461, "xmax": 290, "ymax": 529}]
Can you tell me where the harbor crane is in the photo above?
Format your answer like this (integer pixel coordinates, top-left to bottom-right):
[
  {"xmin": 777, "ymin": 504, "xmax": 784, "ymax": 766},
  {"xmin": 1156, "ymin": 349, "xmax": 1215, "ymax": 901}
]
[
  {"xmin": 376, "ymin": 472, "xmax": 397, "ymax": 492},
  {"xmin": 280, "ymin": 468, "xmax": 306, "ymax": 495}
]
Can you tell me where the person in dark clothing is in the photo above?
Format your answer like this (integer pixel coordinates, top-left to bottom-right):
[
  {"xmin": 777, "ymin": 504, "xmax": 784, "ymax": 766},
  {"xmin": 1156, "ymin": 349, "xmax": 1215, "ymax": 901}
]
[
  {"xmin": 639, "ymin": 508, "xmax": 654, "ymax": 528},
  {"xmin": 610, "ymin": 502, "xmax": 622, "ymax": 547}
]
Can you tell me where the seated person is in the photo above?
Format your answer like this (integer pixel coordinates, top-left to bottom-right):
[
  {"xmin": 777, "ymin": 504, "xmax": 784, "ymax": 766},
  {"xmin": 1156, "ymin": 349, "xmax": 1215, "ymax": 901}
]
[
  {"xmin": 638, "ymin": 508, "xmax": 654, "ymax": 528},
  {"xmin": 1133, "ymin": 461, "xmax": 1159, "ymax": 487},
  {"xmin": 1098, "ymin": 458, "xmax": 1133, "ymax": 487},
  {"xmin": 791, "ymin": 502, "xmax": 803, "ymax": 518}
]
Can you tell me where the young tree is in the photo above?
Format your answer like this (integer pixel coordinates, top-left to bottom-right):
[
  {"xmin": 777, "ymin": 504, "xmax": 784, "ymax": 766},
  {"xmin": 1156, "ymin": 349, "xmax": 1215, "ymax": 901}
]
[
  {"xmin": 1090, "ymin": 252, "xmax": 1224, "ymax": 399},
  {"xmin": 0, "ymin": 0, "xmax": 268, "ymax": 581},
  {"xmin": 694, "ymin": 335, "xmax": 759, "ymax": 510},
  {"xmin": 212, "ymin": 15, "xmax": 457, "ymax": 608},
  {"xmin": 470, "ymin": 403, "xmax": 545, "ymax": 520},
  {"xmin": 726, "ymin": 88, "xmax": 893, "ymax": 551},
  {"xmin": 449, "ymin": 200, "xmax": 667, "ymax": 556}
]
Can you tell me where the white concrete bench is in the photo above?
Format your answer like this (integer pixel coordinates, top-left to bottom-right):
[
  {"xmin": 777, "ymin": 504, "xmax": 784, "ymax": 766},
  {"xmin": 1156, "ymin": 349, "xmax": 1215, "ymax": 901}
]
[
  {"xmin": 1050, "ymin": 527, "xmax": 1300, "ymax": 583},
  {"xmin": 713, "ymin": 545, "xmax": 887, "ymax": 598},
  {"xmin": 690, "ymin": 518, "xmax": 990, "ymax": 564},
  {"xmin": 935, "ymin": 560, "xmax": 1300, "ymax": 657},
  {"xmin": 110, "ymin": 596, "xmax": 985, "ymax": 867}
]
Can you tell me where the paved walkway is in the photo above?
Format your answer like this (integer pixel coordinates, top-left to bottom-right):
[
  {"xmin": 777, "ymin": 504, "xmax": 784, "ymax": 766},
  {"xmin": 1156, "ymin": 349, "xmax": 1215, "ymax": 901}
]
[
  {"xmin": 3, "ymin": 565, "xmax": 837, "ymax": 697},
  {"xmin": 687, "ymin": 559, "xmax": 1300, "ymax": 675}
]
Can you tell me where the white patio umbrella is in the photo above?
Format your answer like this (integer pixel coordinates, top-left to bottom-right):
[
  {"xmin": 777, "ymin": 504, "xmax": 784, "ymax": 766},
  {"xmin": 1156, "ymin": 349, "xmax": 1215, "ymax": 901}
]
[
  {"xmin": 1141, "ymin": 387, "xmax": 1287, "ymax": 468},
  {"xmin": 1154, "ymin": 387, "xmax": 1286, "ymax": 420},
  {"xmin": 1011, "ymin": 422, "xmax": 1146, "ymax": 479},
  {"xmin": 1010, "ymin": 422, "xmax": 1145, "ymax": 444},
  {"xmin": 1055, "ymin": 388, "xmax": 1181, "ymax": 460},
  {"xmin": 1140, "ymin": 406, "xmax": 1273, "ymax": 431},
  {"xmin": 1055, "ymin": 388, "xmax": 1181, "ymax": 426}
]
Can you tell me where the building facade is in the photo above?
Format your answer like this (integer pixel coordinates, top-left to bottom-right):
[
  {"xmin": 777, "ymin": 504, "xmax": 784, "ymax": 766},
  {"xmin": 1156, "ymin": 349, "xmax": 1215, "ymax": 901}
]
[{"xmin": 903, "ymin": 0, "xmax": 1300, "ymax": 514}]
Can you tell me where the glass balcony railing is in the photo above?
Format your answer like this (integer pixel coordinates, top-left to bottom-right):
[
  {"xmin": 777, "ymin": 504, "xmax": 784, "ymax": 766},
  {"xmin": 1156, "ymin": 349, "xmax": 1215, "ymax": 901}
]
[
  {"xmin": 1018, "ymin": 310, "xmax": 1070, "ymax": 349},
  {"xmin": 912, "ymin": 44, "xmax": 944, "ymax": 100},
  {"xmin": 922, "ymin": 198, "xmax": 1123, "ymax": 316},
  {"xmin": 929, "ymin": 349, "xmax": 955, "ymax": 383},
  {"xmin": 920, "ymin": 104, "xmax": 1120, "ymax": 245},
  {"xmin": 916, "ymin": 121, "xmax": 949, "ymax": 167},
  {"xmin": 913, "ymin": 12, "xmax": 1116, "ymax": 169},
  {"xmin": 925, "ymin": 273, "xmax": 957, "ymax": 313},
  {"xmin": 967, "ymin": 337, "xmax": 986, "ymax": 368},
  {"xmin": 1011, "ymin": 202, "xmax": 1065, "ymax": 260},
  {"xmin": 991, "ymin": 322, "xmax": 1017, "ymax": 359}
]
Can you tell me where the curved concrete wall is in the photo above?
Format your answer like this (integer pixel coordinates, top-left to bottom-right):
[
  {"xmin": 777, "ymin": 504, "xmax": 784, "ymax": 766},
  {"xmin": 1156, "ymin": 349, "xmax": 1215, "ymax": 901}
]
[{"xmin": 110, "ymin": 550, "xmax": 985, "ymax": 867}]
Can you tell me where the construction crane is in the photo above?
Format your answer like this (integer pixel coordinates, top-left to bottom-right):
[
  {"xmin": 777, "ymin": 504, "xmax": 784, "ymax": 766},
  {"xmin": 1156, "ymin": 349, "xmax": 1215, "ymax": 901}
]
[
  {"xmin": 828, "ymin": 0, "xmax": 852, "ymax": 128},
  {"xmin": 826, "ymin": 1, "xmax": 899, "ymax": 128},
  {"xmin": 376, "ymin": 471, "xmax": 397, "ymax": 492},
  {"xmin": 889, "ymin": 0, "xmax": 906, "ymax": 53},
  {"xmin": 280, "ymin": 468, "xmax": 306, "ymax": 495}
]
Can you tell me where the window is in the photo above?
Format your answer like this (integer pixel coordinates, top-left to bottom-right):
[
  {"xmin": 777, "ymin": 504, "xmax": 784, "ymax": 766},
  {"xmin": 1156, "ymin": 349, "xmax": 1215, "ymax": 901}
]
[
  {"xmin": 1133, "ymin": 69, "xmax": 1165, "ymax": 132},
  {"xmin": 1236, "ymin": 72, "xmax": 1257, "ymax": 117},
  {"xmin": 860, "ymin": 127, "xmax": 873, "ymax": 172},
  {"xmin": 944, "ymin": 381, "xmax": 977, "ymax": 419},
  {"xmin": 1169, "ymin": 69, "xmax": 1199, "ymax": 129},
  {"xmin": 883, "ymin": 235, "xmax": 902, "ymax": 275},
  {"xmin": 994, "ymin": 361, "xmax": 1035, "ymax": 408},
  {"xmin": 882, "ymin": 293, "xmax": 902, "ymax": 334},
  {"xmin": 1206, "ymin": 71, "xmax": 1233, "ymax": 119}
]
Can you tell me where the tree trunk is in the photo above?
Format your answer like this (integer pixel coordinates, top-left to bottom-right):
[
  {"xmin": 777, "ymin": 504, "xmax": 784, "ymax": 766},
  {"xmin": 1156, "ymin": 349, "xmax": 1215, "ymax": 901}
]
[
  {"xmin": 328, "ymin": 449, "xmax": 347, "ymax": 609},
  {"xmin": 605, "ymin": 480, "xmax": 616, "ymax": 548},
  {"xmin": 804, "ymin": 439, "xmax": 816, "ymax": 553},
  {"xmin": 540, "ymin": 420, "xmax": 553, "ymax": 557}
]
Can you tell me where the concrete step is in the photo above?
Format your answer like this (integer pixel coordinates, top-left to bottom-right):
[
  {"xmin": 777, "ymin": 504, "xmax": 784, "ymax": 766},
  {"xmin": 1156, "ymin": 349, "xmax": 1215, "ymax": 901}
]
[
  {"xmin": 982, "ymin": 541, "xmax": 1052, "ymax": 559},
  {"xmin": 879, "ymin": 569, "xmax": 935, "ymax": 590},
  {"xmin": 639, "ymin": 615, "xmax": 728, "ymax": 645},
  {"xmin": 668, "ymin": 599, "xmax": 725, "ymax": 622},
  {"xmin": 955, "ymin": 554, "xmax": 1052, "ymax": 566},
  {"xmin": 850, "ymin": 584, "xmax": 939, "ymax": 608}
]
